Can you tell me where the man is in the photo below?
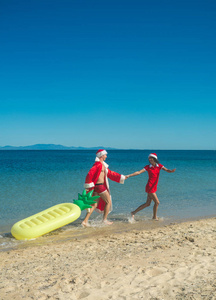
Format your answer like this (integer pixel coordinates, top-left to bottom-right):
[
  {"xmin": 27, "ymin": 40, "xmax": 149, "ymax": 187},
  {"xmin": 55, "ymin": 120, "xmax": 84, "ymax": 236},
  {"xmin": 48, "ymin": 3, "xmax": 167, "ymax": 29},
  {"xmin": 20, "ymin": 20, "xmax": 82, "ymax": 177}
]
[{"xmin": 82, "ymin": 149, "xmax": 126, "ymax": 227}]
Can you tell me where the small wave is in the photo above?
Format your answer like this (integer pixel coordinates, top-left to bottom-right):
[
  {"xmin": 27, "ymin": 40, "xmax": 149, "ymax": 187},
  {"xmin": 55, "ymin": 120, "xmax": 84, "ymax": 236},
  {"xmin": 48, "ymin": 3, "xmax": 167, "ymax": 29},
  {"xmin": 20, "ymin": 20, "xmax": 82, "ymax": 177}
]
[
  {"xmin": 0, "ymin": 234, "xmax": 24, "ymax": 251},
  {"xmin": 85, "ymin": 220, "xmax": 108, "ymax": 228}
]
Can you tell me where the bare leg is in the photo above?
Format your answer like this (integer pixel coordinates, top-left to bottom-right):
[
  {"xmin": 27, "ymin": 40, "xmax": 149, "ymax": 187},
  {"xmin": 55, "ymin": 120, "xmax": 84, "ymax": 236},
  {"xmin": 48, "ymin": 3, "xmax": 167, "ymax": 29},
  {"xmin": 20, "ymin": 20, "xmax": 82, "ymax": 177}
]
[
  {"xmin": 82, "ymin": 190, "xmax": 113, "ymax": 226},
  {"xmin": 82, "ymin": 202, "xmax": 98, "ymax": 227},
  {"xmin": 151, "ymin": 193, "xmax": 160, "ymax": 220},
  {"xmin": 99, "ymin": 191, "xmax": 113, "ymax": 225},
  {"xmin": 131, "ymin": 194, "xmax": 152, "ymax": 219}
]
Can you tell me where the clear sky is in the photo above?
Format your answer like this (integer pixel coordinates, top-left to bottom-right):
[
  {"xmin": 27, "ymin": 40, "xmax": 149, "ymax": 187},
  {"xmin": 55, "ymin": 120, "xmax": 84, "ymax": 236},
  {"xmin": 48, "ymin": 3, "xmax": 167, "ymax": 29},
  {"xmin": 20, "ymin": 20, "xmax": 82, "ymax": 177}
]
[{"xmin": 1, "ymin": 0, "xmax": 215, "ymax": 149}]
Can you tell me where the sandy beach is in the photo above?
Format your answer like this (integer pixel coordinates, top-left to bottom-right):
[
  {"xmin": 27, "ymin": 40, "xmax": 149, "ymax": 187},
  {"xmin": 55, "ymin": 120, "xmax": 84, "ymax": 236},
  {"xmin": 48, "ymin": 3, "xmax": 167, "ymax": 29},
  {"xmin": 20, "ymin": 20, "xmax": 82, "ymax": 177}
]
[{"xmin": 1, "ymin": 217, "xmax": 216, "ymax": 300}]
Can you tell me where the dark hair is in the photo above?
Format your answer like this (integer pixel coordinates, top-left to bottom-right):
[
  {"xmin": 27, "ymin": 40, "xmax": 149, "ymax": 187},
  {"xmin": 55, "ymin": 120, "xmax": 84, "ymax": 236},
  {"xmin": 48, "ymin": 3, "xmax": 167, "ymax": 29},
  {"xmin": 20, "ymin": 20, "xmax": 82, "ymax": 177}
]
[{"xmin": 149, "ymin": 156, "xmax": 160, "ymax": 164}]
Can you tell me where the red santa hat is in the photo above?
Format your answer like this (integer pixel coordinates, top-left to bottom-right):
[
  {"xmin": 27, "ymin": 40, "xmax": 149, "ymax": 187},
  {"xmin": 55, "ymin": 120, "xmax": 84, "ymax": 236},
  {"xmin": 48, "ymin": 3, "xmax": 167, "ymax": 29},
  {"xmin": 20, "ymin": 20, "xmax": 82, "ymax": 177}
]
[
  {"xmin": 148, "ymin": 153, "xmax": 157, "ymax": 159},
  {"xmin": 96, "ymin": 149, "xmax": 108, "ymax": 158}
]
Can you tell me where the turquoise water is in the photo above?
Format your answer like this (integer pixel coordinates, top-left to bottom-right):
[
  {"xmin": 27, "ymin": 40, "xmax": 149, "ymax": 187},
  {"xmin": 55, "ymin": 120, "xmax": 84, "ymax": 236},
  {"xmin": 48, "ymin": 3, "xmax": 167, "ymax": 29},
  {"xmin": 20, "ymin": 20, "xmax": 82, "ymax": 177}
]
[{"xmin": 0, "ymin": 150, "xmax": 216, "ymax": 249}]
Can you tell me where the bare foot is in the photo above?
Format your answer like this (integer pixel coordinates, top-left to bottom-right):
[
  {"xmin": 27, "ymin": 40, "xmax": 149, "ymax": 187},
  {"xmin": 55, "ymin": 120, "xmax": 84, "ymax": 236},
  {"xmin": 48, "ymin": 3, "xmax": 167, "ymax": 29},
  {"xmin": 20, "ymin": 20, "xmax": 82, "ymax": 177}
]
[
  {"xmin": 128, "ymin": 213, "xmax": 135, "ymax": 224},
  {"xmin": 81, "ymin": 221, "xmax": 91, "ymax": 227},
  {"xmin": 131, "ymin": 212, "xmax": 135, "ymax": 220},
  {"xmin": 103, "ymin": 220, "xmax": 113, "ymax": 225},
  {"xmin": 152, "ymin": 217, "xmax": 159, "ymax": 221}
]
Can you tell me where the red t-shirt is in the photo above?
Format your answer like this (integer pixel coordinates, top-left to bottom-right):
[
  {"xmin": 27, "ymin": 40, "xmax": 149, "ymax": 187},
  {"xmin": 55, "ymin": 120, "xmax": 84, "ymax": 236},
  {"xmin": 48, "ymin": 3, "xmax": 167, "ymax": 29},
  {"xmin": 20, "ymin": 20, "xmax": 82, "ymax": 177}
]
[{"xmin": 144, "ymin": 164, "xmax": 164, "ymax": 193}]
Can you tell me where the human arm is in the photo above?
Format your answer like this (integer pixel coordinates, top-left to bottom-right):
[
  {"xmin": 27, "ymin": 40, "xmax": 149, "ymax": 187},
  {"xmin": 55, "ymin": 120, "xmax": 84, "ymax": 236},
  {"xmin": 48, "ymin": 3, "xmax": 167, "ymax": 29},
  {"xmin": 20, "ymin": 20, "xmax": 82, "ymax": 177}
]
[
  {"xmin": 125, "ymin": 168, "xmax": 146, "ymax": 179},
  {"xmin": 162, "ymin": 167, "xmax": 176, "ymax": 173},
  {"xmin": 84, "ymin": 163, "xmax": 102, "ymax": 190},
  {"xmin": 107, "ymin": 169, "xmax": 126, "ymax": 184}
]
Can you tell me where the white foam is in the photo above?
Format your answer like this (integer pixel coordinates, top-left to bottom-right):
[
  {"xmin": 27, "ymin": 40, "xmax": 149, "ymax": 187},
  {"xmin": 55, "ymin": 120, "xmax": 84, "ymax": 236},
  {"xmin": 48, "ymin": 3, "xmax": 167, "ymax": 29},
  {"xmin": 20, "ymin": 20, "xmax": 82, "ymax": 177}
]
[{"xmin": 128, "ymin": 216, "xmax": 136, "ymax": 224}]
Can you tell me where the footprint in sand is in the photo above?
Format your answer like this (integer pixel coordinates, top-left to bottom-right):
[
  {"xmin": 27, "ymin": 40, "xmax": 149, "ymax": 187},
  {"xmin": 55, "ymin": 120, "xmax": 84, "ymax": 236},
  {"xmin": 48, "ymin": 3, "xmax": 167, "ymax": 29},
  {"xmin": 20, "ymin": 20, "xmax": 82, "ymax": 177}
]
[{"xmin": 146, "ymin": 266, "xmax": 168, "ymax": 277}]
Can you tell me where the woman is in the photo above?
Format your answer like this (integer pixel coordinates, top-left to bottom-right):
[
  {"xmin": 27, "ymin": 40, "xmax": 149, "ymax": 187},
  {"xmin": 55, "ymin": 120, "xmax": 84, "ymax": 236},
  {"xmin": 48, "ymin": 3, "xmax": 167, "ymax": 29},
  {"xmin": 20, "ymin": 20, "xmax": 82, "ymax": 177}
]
[{"xmin": 126, "ymin": 153, "xmax": 176, "ymax": 220}]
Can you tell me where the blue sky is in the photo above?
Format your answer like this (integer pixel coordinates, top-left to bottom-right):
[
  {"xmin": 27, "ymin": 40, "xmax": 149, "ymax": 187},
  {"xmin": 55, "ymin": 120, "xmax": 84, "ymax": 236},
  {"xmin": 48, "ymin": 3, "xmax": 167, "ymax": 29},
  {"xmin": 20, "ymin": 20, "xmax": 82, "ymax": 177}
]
[{"xmin": 0, "ymin": 0, "xmax": 215, "ymax": 149}]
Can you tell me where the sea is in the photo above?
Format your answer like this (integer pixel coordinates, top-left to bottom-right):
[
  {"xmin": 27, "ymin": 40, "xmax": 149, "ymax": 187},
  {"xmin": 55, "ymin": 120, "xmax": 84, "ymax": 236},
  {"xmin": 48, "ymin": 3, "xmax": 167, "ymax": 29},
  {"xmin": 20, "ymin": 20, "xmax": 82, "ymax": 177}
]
[{"xmin": 0, "ymin": 150, "xmax": 216, "ymax": 251}]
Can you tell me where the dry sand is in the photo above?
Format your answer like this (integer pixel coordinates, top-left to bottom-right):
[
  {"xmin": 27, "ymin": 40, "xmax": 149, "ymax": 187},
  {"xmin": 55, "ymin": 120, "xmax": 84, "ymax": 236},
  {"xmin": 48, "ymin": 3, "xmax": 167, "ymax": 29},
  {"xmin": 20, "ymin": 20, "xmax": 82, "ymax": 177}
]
[{"xmin": 0, "ymin": 217, "xmax": 216, "ymax": 300}]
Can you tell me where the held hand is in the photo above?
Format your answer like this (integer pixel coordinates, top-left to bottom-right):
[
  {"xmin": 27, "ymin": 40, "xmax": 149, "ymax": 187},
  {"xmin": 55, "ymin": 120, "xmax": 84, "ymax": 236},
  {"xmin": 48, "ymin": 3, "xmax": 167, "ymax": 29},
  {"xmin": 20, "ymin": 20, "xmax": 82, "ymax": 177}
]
[{"xmin": 171, "ymin": 168, "xmax": 176, "ymax": 173}]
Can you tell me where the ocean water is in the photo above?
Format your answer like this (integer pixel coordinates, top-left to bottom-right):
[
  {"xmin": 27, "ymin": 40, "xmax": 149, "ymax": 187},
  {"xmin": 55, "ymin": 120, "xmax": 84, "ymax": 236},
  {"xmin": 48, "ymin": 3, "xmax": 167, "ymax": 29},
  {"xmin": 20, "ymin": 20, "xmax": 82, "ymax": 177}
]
[{"xmin": 0, "ymin": 150, "xmax": 216, "ymax": 250}]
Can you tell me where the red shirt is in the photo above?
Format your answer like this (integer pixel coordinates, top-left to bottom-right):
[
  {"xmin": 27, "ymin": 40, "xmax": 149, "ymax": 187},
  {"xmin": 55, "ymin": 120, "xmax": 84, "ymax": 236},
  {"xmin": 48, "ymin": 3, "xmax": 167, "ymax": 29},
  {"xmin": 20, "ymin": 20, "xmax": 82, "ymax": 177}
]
[{"xmin": 144, "ymin": 164, "xmax": 164, "ymax": 193}]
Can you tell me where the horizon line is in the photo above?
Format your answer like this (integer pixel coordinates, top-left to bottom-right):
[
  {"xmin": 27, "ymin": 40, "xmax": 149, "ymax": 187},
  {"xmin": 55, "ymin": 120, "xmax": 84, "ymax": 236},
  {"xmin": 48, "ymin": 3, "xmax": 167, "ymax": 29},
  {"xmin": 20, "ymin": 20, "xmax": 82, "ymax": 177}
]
[{"xmin": 0, "ymin": 144, "xmax": 215, "ymax": 151}]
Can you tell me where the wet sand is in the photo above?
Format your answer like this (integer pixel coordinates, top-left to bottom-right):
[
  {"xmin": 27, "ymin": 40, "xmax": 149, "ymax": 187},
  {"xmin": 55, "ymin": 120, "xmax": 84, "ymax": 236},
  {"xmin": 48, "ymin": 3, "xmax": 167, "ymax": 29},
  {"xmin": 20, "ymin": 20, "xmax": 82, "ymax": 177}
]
[{"xmin": 1, "ymin": 217, "xmax": 216, "ymax": 300}]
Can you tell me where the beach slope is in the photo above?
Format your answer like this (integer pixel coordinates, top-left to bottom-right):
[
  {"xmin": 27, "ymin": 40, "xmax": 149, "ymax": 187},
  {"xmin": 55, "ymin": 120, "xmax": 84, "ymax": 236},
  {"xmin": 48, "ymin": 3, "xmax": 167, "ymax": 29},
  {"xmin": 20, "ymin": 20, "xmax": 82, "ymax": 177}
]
[{"xmin": 1, "ymin": 218, "xmax": 216, "ymax": 300}]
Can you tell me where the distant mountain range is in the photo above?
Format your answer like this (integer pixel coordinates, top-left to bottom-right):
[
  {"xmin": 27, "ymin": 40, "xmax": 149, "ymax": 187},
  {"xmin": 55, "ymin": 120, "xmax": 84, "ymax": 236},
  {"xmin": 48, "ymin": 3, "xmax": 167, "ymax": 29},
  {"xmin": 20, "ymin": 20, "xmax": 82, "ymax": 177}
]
[{"xmin": 0, "ymin": 144, "xmax": 117, "ymax": 150}]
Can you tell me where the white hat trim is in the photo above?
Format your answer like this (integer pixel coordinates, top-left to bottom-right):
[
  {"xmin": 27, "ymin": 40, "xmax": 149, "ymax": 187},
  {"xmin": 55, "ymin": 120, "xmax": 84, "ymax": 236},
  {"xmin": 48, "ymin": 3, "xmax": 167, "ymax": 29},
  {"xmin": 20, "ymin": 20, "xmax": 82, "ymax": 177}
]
[
  {"xmin": 148, "ymin": 153, "xmax": 157, "ymax": 159},
  {"xmin": 96, "ymin": 150, "xmax": 108, "ymax": 158}
]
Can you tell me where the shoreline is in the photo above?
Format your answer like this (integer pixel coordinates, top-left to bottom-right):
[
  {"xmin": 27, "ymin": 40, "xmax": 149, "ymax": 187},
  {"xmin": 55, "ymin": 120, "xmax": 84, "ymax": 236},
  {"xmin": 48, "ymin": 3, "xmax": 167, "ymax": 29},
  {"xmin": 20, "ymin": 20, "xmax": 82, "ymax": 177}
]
[
  {"xmin": 1, "ymin": 216, "xmax": 216, "ymax": 299},
  {"xmin": 1, "ymin": 213, "xmax": 216, "ymax": 251},
  {"xmin": 1, "ymin": 214, "xmax": 216, "ymax": 252}
]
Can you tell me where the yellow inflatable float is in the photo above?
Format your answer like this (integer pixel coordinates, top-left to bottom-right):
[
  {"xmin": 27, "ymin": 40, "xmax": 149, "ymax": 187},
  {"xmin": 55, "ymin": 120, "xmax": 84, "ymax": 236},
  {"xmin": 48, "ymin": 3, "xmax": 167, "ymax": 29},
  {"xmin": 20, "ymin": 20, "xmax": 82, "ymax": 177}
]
[{"xmin": 11, "ymin": 190, "xmax": 98, "ymax": 240}]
